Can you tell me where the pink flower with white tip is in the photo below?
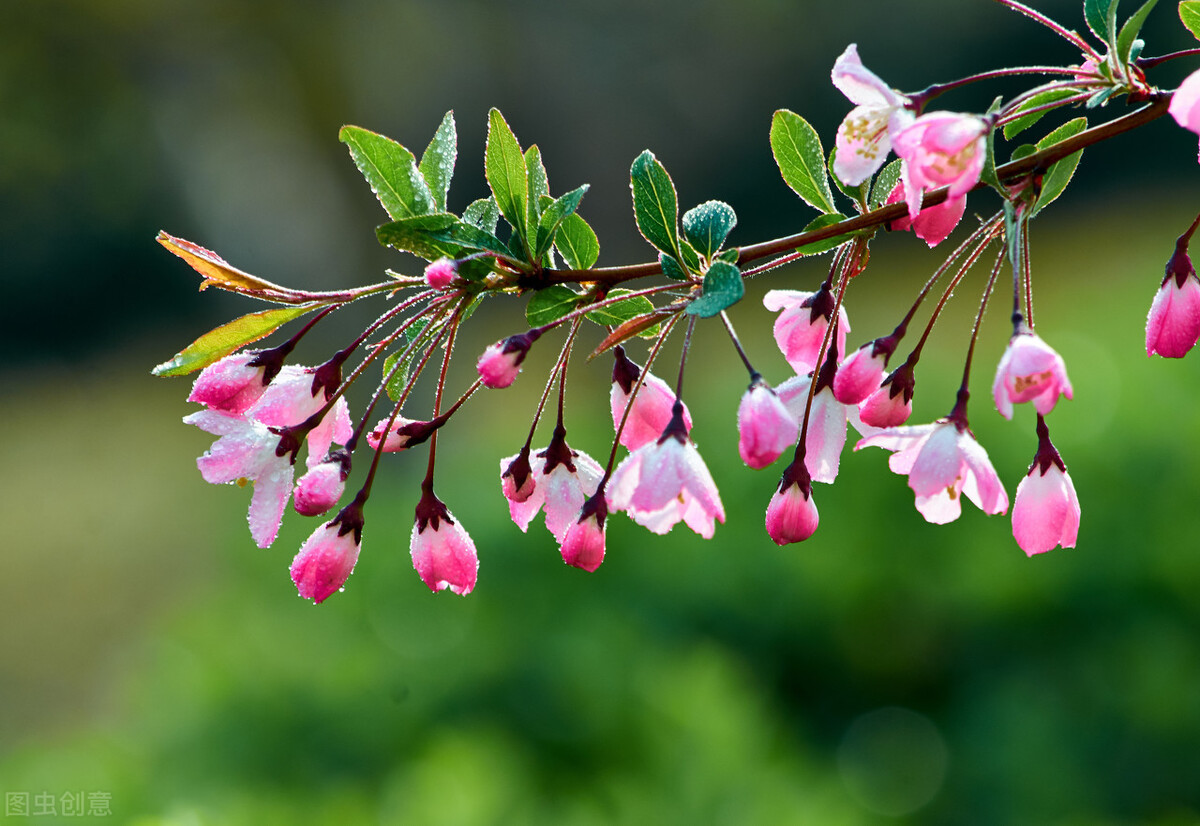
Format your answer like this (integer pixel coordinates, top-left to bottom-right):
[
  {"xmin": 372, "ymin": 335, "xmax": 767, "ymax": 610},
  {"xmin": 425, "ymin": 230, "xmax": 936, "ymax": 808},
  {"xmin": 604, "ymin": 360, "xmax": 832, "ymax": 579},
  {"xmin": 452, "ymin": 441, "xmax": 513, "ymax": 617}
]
[
  {"xmin": 1012, "ymin": 418, "xmax": 1079, "ymax": 556},
  {"xmin": 892, "ymin": 112, "xmax": 989, "ymax": 219},
  {"xmin": 765, "ymin": 461, "xmax": 820, "ymax": 545},
  {"xmin": 834, "ymin": 335, "xmax": 899, "ymax": 405},
  {"xmin": 855, "ymin": 407, "xmax": 1008, "ymax": 524},
  {"xmin": 293, "ymin": 449, "xmax": 350, "ymax": 516},
  {"xmin": 248, "ymin": 364, "xmax": 353, "ymax": 471},
  {"xmin": 560, "ymin": 493, "xmax": 608, "ymax": 572},
  {"xmin": 608, "ymin": 404, "xmax": 725, "ymax": 538},
  {"xmin": 736, "ymin": 377, "xmax": 799, "ymax": 469},
  {"xmin": 477, "ymin": 329, "xmax": 542, "ymax": 389},
  {"xmin": 992, "ymin": 331, "xmax": 1073, "ymax": 419},
  {"xmin": 500, "ymin": 427, "xmax": 604, "ymax": 542},
  {"xmin": 830, "ymin": 44, "xmax": 915, "ymax": 186},
  {"xmin": 290, "ymin": 500, "xmax": 364, "ymax": 603},
  {"xmin": 188, "ymin": 351, "xmax": 277, "ymax": 415},
  {"xmin": 610, "ymin": 346, "xmax": 692, "ymax": 450},
  {"xmin": 1169, "ymin": 68, "xmax": 1200, "ymax": 162},
  {"xmin": 1147, "ymin": 213, "xmax": 1200, "ymax": 358},
  {"xmin": 762, "ymin": 286, "xmax": 849, "ymax": 374},
  {"xmin": 885, "ymin": 180, "xmax": 966, "ymax": 248},
  {"xmin": 858, "ymin": 362, "xmax": 916, "ymax": 428},
  {"xmin": 424, "ymin": 257, "xmax": 458, "ymax": 289},
  {"xmin": 410, "ymin": 484, "xmax": 478, "ymax": 595}
]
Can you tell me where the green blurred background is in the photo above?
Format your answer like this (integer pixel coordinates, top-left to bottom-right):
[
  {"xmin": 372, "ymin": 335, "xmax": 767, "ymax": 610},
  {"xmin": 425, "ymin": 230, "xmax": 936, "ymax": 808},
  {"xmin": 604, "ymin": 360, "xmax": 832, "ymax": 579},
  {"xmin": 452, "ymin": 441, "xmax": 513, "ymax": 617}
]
[{"xmin": 5, "ymin": 1, "xmax": 1200, "ymax": 823}]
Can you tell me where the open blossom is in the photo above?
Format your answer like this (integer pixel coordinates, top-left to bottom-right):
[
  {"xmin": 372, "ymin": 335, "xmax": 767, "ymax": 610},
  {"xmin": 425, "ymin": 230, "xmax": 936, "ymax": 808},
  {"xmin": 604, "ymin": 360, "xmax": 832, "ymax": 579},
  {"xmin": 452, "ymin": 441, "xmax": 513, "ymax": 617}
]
[
  {"xmin": 608, "ymin": 408, "xmax": 725, "ymax": 538},
  {"xmin": 290, "ymin": 504, "xmax": 364, "ymax": 603},
  {"xmin": 500, "ymin": 434, "xmax": 604, "ymax": 542},
  {"xmin": 830, "ymin": 44, "xmax": 914, "ymax": 185},
  {"xmin": 856, "ymin": 419, "xmax": 1008, "ymax": 524},
  {"xmin": 892, "ymin": 112, "xmax": 988, "ymax": 219},
  {"xmin": 1169, "ymin": 68, "xmax": 1200, "ymax": 161},
  {"xmin": 736, "ymin": 378, "xmax": 799, "ymax": 469},
  {"xmin": 992, "ymin": 332, "xmax": 1073, "ymax": 419},
  {"xmin": 763, "ymin": 288, "xmax": 849, "ymax": 373},
  {"xmin": 885, "ymin": 180, "xmax": 966, "ymax": 248},
  {"xmin": 776, "ymin": 373, "xmax": 874, "ymax": 484},
  {"xmin": 610, "ymin": 346, "xmax": 692, "ymax": 450},
  {"xmin": 188, "ymin": 351, "xmax": 274, "ymax": 415},
  {"xmin": 560, "ymin": 493, "xmax": 608, "ymax": 572},
  {"xmin": 411, "ymin": 488, "xmax": 478, "ymax": 595},
  {"xmin": 249, "ymin": 365, "xmax": 353, "ymax": 470},
  {"xmin": 477, "ymin": 330, "xmax": 541, "ymax": 389}
]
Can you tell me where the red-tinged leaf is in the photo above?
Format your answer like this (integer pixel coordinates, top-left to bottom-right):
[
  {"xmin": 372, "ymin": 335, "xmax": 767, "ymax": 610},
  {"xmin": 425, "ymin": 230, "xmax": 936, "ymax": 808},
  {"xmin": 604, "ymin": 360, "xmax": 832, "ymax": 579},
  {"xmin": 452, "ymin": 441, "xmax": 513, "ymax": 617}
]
[
  {"xmin": 157, "ymin": 231, "xmax": 311, "ymax": 303},
  {"xmin": 590, "ymin": 309, "xmax": 678, "ymax": 357},
  {"xmin": 151, "ymin": 304, "xmax": 320, "ymax": 377}
]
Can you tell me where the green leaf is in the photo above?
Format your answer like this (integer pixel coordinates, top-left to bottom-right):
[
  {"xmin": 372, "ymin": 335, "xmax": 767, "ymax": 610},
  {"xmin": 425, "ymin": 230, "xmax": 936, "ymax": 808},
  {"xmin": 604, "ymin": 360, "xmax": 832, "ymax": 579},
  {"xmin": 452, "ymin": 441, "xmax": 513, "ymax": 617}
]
[
  {"xmin": 152, "ymin": 304, "xmax": 319, "ymax": 377},
  {"xmin": 1085, "ymin": 0, "xmax": 1120, "ymax": 43},
  {"xmin": 419, "ymin": 111, "xmax": 456, "ymax": 212},
  {"xmin": 682, "ymin": 200, "xmax": 738, "ymax": 260},
  {"xmin": 978, "ymin": 96, "xmax": 1004, "ymax": 193},
  {"xmin": 340, "ymin": 125, "xmax": 436, "ymax": 220},
  {"xmin": 586, "ymin": 289, "xmax": 657, "ymax": 329},
  {"xmin": 795, "ymin": 213, "xmax": 857, "ymax": 256},
  {"xmin": 1117, "ymin": 0, "xmax": 1159, "ymax": 63},
  {"xmin": 426, "ymin": 220, "xmax": 514, "ymax": 260},
  {"xmin": 770, "ymin": 110, "xmax": 838, "ymax": 214},
  {"xmin": 1003, "ymin": 89, "xmax": 1084, "ymax": 140},
  {"xmin": 660, "ymin": 253, "xmax": 690, "ymax": 281},
  {"xmin": 686, "ymin": 260, "xmax": 744, "ymax": 317},
  {"xmin": 555, "ymin": 212, "xmax": 600, "ymax": 270},
  {"xmin": 1181, "ymin": 0, "xmax": 1200, "ymax": 39},
  {"xmin": 382, "ymin": 317, "xmax": 431, "ymax": 401},
  {"xmin": 376, "ymin": 213, "xmax": 460, "ymax": 259},
  {"xmin": 1032, "ymin": 117, "xmax": 1087, "ymax": 216},
  {"xmin": 868, "ymin": 159, "xmax": 903, "ymax": 211},
  {"xmin": 630, "ymin": 150, "xmax": 681, "ymax": 257},
  {"xmin": 525, "ymin": 145, "xmax": 550, "ymax": 236},
  {"xmin": 462, "ymin": 197, "xmax": 500, "ymax": 234},
  {"xmin": 535, "ymin": 185, "xmax": 589, "ymax": 262},
  {"xmin": 485, "ymin": 108, "xmax": 530, "ymax": 255},
  {"xmin": 1010, "ymin": 144, "xmax": 1038, "ymax": 161},
  {"xmin": 526, "ymin": 285, "xmax": 582, "ymax": 327}
]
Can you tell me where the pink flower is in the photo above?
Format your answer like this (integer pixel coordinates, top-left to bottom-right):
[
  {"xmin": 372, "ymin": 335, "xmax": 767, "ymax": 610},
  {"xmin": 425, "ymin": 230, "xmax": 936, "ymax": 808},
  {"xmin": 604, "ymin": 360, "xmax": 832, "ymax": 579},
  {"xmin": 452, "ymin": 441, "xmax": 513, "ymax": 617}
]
[
  {"xmin": 290, "ymin": 503, "xmax": 364, "ymax": 603},
  {"xmin": 366, "ymin": 416, "xmax": 439, "ymax": 452},
  {"xmin": 293, "ymin": 450, "xmax": 350, "ymax": 516},
  {"xmin": 411, "ymin": 488, "xmax": 478, "ymax": 595},
  {"xmin": 765, "ymin": 465, "xmax": 820, "ymax": 545},
  {"xmin": 1013, "ymin": 459, "xmax": 1080, "ymax": 557},
  {"xmin": 856, "ymin": 419, "xmax": 1009, "ymax": 524},
  {"xmin": 830, "ymin": 44, "xmax": 915, "ymax": 185},
  {"xmin": 992, "ymin": 332, "xmax": 1073, "ymax": 419},
  {"xmin": 188, "ymin": 351, "xmax": 274, "ymax": 415},
  {"xmin": 1146, "ymin": 272, "xmax": 1200, "ymax": 358},
  {"xmin": 608, "ymin": 410, "xmax": 725, "ymax": 538},
  {"xmin": 501, "ymin": 431, "xmax": 604, "ymax": 542},
  {"xmin": 249, "ymin": 365, "xmax": 353, "ymax": 470},
  {"xmin": 763, "ymin": 287, "xmax": 850, "ymax": 374},
  {"xmin": 560, "ymin": 494, "xmax": 608, "ymax": 572},
  {"xmin": 184, "ymin": 409, "xmax": 296, "ymax": 548},
  {"xmin": 776, "ymin": 374, "xmax": 867, "ymax": 484},
  {"xmin": 1169, "ymin": 68, "xmax": 1200, "ymax": 161},
  {"xmin": 477, "ymin": 330, "xmax": 541, "ymax": 389},
  {"xmin": 736, "ymin": 378, "xmax": 799, "ymax": 469},
  {"xmin": 858, "ymin": 364, "xmax": 915, "ymax": 428},
  {"xmin": 500, "ymin": 447, "xmax": 537, "ymax": 503},
  {"xmin": 610, "ymin": 346, "xmax": 692, "ymax": 450},
  {"xmin": 833, "ymin": 336, "xmax": 898, "ymax": 405},
  {"xmin": 885, "ymin": 180, "xmax": 966, "ymax": 248},
  {"xmin": 892, "ymin": 112, "xmax": 989, "ymax": 219},
  {"xmin": 424, "ymin": 257, "xmax": 458, "ymax": 289}
]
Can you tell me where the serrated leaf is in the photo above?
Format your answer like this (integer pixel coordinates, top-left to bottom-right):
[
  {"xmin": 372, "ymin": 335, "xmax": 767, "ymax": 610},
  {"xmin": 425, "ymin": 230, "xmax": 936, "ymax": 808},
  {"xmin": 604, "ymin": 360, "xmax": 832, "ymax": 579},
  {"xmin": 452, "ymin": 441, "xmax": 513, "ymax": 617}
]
[
  {"xmin": 1003, "ymin": 89, "xmax": 1084, "ymax": 140},
  {"xmin": 1085, "ymin": 0, "xmax": 1120, "ymax": 43},
  {"xmin": 660, "ymin": 253, "xmax": 690, "ymax": 281},
  {"xmin": 152, "ymin": 304, "xmax": 319, "ymax": 377},
  {"xmin": 157, "ymin": 232, "xmax": 311, "ymax": 303},
  {"xmin": 630, "ymin": 150, "xmax": 681, "ymax": 258},
  {"xmin": 485, "ymin": 108, "xmax": 530, "ymax": 256},
  {"xmin": 526, "ymin": 285, "xmax": 582, "ymax": 327},
  {"xmin": 419, "ymin": 111, "xmax": 456, "ymax": 211},
  {"xmin": 1032, "ymin": 117, "xmax": 1087, "ymax": 216},
  {"xmin": 793, "ymin": 214, "xmax": 857, "ymax": 256},
  {"xmin": 1010, "ymin": 144, "xmax": 1038, "ymax": 161},
  {"xmin": 526, "ymin": 145, "xmax": 549, "ymax": 237},
  {"xmin": 682, "ymin": 200, "xmax": 738, "ymax": 260},
  {"xmin": 340, "ymin": 125, "xmax": 436, "ymax": 220},
  {"xmin": 1117, "ymin": 0, "xmax": 1159, "ymax": 63},
  {"xmin": 592, "ymin": 310, "xmax": 676, "ymax": 356},
  {"xmin": 770, "ymin": 110, "xmax": 838, "ymax": 214},
  {"xmin": 375, "ymin": 213, "xmax": 460, "ymax": 259},
  {"xmin": 534, "ymin": 185, "xmax": 589, "ymax": 262},
  {"xmin": 462, "ymin": 197, "xmax": 500, "ymax": 234},
  {"xmin": 686, "ymin": 260, "xmax": 744, "ymax": 317},
  {"xmin": 868, "ymin": 159, "xmax": 903, "ymax": 211},
  {"xmin": 1181, "ymin": 0, "xmax": 1200, "ymax": 39},
  {"xmin": 555, "ymin": 212, "xmax": 600, "ymax": 270},
  {"xmin": 427, "ymin": 220, "xmax": 514, "ymax": 260},
  {"xmin": 585, "ymin": 289, "xmax": 657, "ymax": 329}
]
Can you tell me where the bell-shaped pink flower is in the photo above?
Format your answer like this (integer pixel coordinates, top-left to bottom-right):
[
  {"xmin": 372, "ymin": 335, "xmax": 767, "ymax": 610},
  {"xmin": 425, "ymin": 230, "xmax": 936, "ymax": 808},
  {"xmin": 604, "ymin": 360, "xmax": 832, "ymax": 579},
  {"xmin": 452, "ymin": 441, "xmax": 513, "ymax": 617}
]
[
  {"xmin": 1169, "ymin": 68, "xmax": 1200, "ymax": 161},
  {"xmin": 184, "ymin": 409, "xmax": 296, "ymax": 548},
  {"xmin": 248, "ymin": 365, "xmax": 353, "ymax": 470},
  {"xmin": 830, "ymin": 44, "xmax": 915, "ymax": 185},
  {"xmin": 776, "ymin": 374, "xmax": 867, "ymax": 484},
  {"xmin": 1012, "ymin": 422, "xmax": 1080, "ymax": 556},
  {"xmin": 763, "ymin": 287, "xmax": 850, "ymax": 374},
  {"xmin": 1147, "ymin": 274, "xmax": 1200, "ymax": 357},
  {"xmin": 424, "ymin": 257, "xmax": 458, "ymax": 289},
  {"xmin": 188, "ymin": 351, "xmax": 275, "ymax": 415},
  {"xmin": 736, "ymin": 378, "xmax": 799, "ymax": 469},
  {"xmin": 892, "ymin": 112, "xmax": 989, "ymax": 219},
  {"xmin": 858, "ymin": 363, "xmax": 915, "ymax": 428},
  {"xmin": 608, "ymin": 407, "xmax": 725, "ymax": 538},
  {"xmin": 411, "ymin": 486, "xmax": 478, "ymax": 595},
  {"xmin": 833, "ymin": 336, "xmax": 899, "ymax": 405},
  {"xmin": 293, "ymin": 450, "xmax": 350, "ymax": 516},
  {"xmin": 610, "ymin": 346, "xmax": 692, "ymax": 450},
  {"xmin": 765, "ymin": 462, "xmax": 820, "ymax": 545},
  {"xmin": 856, "ymin": 418, "xmax": 1008, "ymax": 524},
  {"xmin": 885, "ymin": 180, "xmax": 966, "ymax": 248},
  {"xmin": 992, "ymin": 332, "xmax": 1073, "ymax": 419},
  {"xmin": 477, "ymin": 330, "xmax": 542, "ymax": 389},
  {"xmin": 501, "ymin": 427, "xmax": 604, "ymax": 542},
  {"xmin": 560, "ymin": 493, "xmax": 608, "ymax": 572},
  {"xmin": 290, "ymin": 501, "xmax": 364, "ymax": 603},
  {"xmin": 500, "ymin": 447, "xmax": 537, "ymax": 503}
]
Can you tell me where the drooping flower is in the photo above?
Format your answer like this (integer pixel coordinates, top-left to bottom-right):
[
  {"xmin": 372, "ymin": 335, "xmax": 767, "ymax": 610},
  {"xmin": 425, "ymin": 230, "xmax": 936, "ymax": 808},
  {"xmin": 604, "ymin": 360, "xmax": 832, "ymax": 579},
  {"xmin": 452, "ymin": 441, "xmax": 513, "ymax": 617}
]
[
  {"xmin": 293, "ymin": 449, "xmax": 350, "ymax": 516},
  {"xmin": 885, "ymin": 180, "xmax": 966, "ymax": 248},
  {"xmin": 608, "ymin": 405, "xmax": 725, "ymax": 538},
  {"xmin": 833, "ymin": 335, "xmax": 899, "ymax": 405},
  {"xmin": 610, "ymin": 346, "xmax": 692, "ymax": 450},
  {"xmin": 775, "ymin": 372, "xmax": 872, "ymax": 484},
  {"xmin": 992, "ymin": 332, "xmax": 1073, "ymax": 419},
  {"xmin": 188, "ymin": 351, "xmax": 276, "ymax": 415},
  {"xmin": 424, "ymin": 257, "xmax": 458, "ymax": 289},
  {"xmin": 477, "ymin": 330, "xmax": 542, "ymax": 389},
  {"xmin": 762, "ymin": 287, "xmax": 850, "ymax": 374},
  {"xmin": 248, "ymin": 365, "xmax": 353, "ymax": 470},
  {"xmin": 560, "ymin": 493, "xmax": 608, "ymax": 572},
  {"xmin": 830, "ymin": 44, "xmax": 915, "ymax": 185},
  {"xmin": 736, "ymin": 377, "xmax": 799, "ymax": 469},
  {"xmin": 290, "ymin": 501, "xmax": 364, "ymax": 603},
  {"xmin": 856, "ymin": 418, "xmax": 1009, "ymax": 524},
  {"xmin": 765, "ymin": 461, "xmax": 820, "ymax": 545},
  {"xmin": 1012, "ymin": 419, "xmax": 1079, "ymax": 556},
  {"xmin": 500, "ymin": 446, "xmax": 537, "ymax": 503},
  {"xmin": 366, "ymin": 415, "xmax": 440, "ymax": 452},
  {"xmin": 892, "ymin": 112, "xmax": 989, "ymax": 219},
  {"xmin": 500, "ymin": 427, "xmax": 604, "ymax": 542},
  {"xmin": 1146, "ymin": 273, "xmax": 1200, "ymax": 357},
  {"xmin": 184, "ymin": 409, "xmax": 296, "ymax": 548},
  {"xmin": 858, "ymin": 363, "xmax": 916, "ymax": 428},
  {"xmin": 1169, "ymin": 68, "xmax": 1200, "ymax": 162},
  {"xmin": 411, "ymin": 486, "xmax": 478, "ymax": 595}
]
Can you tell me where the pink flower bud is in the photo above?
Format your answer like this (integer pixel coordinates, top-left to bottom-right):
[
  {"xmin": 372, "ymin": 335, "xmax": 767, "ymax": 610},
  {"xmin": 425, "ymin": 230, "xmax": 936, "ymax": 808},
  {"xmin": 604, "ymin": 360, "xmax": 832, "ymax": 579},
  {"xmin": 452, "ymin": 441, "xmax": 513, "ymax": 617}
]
[
  {"xmin": 833, "ymin": 341, "xmax": 890, "ymax": 404},
  {"xmin": 1146, "ymin": 275, "xmax": 1200, "ymax": 357},
  {"xmin": 992, "ymin": 332, "xmax": 1073, "ymax": 419},
  {"xmin": 477, "ymin": 331, "xmax": 540, "ymax": 389},
  {"xmin": 290, "ymin": 505, "xmax": 364, "ymax": 604},
  {"xmin": 411, "ymin": 491, "xmax": 478, "ymax": 595},
  {"xmin": 424, "ymin": 257, "xmax": 458, "ymax": 289},
  {"xmin": 293, "ymin": 451, "xmax": 350, "ymax": 516},
  {"xmin": 858, "ymin": 364, "xmax": 915, "ymax": 428},
  {"xmin": 366, "ymin": 416, "xmax": 440, "ymax": 452},
  {"xmin": 188, "ymin": 351, "xmax": 271, "ymax": 415},
  {"xmin": 1169, "ymin": 68, "xmax": 1200, "ymax": 162},
  {"xmin": 1013, "ymin": 463, "xmax": 1080, "ymax": 556},
  {"xmin": 763, "ymin": 288, "xmax": 850, "ymax": 374},
  {"xmin": 765, "ymin": 472, "xmax": 819, "ymax": 546},
  {"xmin": 736, "ymin": 379, "xmax": 799, "ymax": 469},
  {"xmin": 500, "ymin": 449, "xmax": 536, "ymax": 504},
  {"xmin": 560, "ymin": 495, "xmax": 608, "ymax": 572},
  {"xmin": 892, "ymin": 112, "xmax": 988, "ymax": 219}
]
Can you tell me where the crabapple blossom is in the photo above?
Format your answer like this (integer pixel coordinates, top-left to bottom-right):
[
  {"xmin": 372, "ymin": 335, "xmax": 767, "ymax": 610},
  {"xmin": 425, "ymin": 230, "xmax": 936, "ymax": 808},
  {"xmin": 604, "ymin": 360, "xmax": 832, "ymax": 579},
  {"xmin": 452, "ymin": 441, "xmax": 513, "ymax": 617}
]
[
  {"xmin": 856, "ymin": 418, "xmax": 1008, "ymax": 524},
  {"xmin": 560, "ymin": 493, "xmax": 608, "ymax": 572},
  {"xmin": 1012, "ymin": 463, "xmax": 1080, "ymax": 555},
  {"xmin": 892, "ymin": 112, "xmax": 989, "ymax": 219},
  {"xmin": 885, "ymin": 180, "xmax": 966, "ymax": 248},
  {"xmin": 776, "ymin": 372, "xmax": 874, "ymax": 484},
  {"xmin": 248, "ymin": 365, "xmax": 353, "ymax": 470},
  {"xmin": 830, "ymin": 44, "xmax": 914, "ymax": 185},
  {"xmin": 1146, "ymin": 274, "xmax": 1200, "ymax": 357},
  {"xmin": 1169, "ymin": 68, "xmax": 1200, "ymax": 161},
  {"xmin": 424, "ymin": 257, "xmax": 458, "ymax": 289},
  {"xmin": 290, "ymin": 503, "xmax": 364, "ymax": 603},
  {"xmin": 858, "ymin": 364, "xmax": 915, "ymax": 428},
  {"xmin": 188, "ymin": 351, "xmax": 274, "ymax": 415},
  {"xmin": 477, "ymin": 330, "xmax": 542, "ymax": 389},
  {"xmin": 366, "ymin": 416, "xmax": 440, "ymax": 451},
  {"xmin": 500, "ymin": 446, "xmax": 536, "ymax": 503},
  {"xmin": 411, "ymin": 487, "xmax": 478, "ymax": 595},
  {"xmin": 833, "ymin": 336, "xmax": 898, "ymax": 405},
  {"xmin": 736, "ymin": 378, "xmax": 799, "ymax": 469},
  {"xmin": 763, "ymin": 287, "xmax": 849, "ymax": 374},
  {"xmin": 293, "ymin": 450, "xmax": 350, "ymax": 516},
  {"xmin": 500, "ymin": 428, "xmax": 604, "ymax": 542},
  {"xmin": 992, "ymin": 332, "xmax": 1073, "ymax": 419},
  {"xmin": 610, "ymin": 346, "xmax": 692, "ymax": 450}
]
